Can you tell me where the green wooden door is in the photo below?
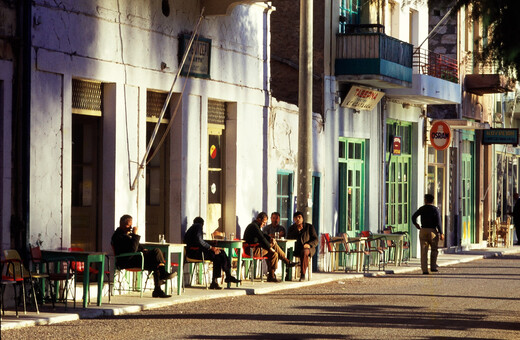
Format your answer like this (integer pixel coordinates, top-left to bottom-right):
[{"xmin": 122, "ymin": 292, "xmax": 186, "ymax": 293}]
[
  {"xmin": 385, "ymin": 121, "xmax": 412, "ymax": 234},
  {"xmin": 461, "ymin": 139, "xmax": 475, "ymax": 244},
  {"xmin": 338, "ymin": 139, "xmax": 365, "ymax": 237}
]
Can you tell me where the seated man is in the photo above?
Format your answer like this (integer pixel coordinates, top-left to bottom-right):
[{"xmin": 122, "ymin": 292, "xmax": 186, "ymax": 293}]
[
  {"xmin": 243, "ymin": 212, "xmax": 296, "ymax": 282},
  {"xmin": 262, "ymin": 212, "xmax": 286, "ymax": 239},
  {"xmin": 287, "ymin": 211, "xmax": 318, "ymax": 281},
  {"xmin": 111, "ymin": 214, "xmax": 176, "ymax": 298},
  {"xmin": 184, "ymin": 217, "xmax": 240, "ymax": 290}
]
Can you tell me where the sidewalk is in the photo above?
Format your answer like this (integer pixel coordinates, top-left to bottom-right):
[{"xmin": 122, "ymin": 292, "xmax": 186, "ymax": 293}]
[{"xmin": 2, "ymin": 245, "xmax": 519, "ymax": 330}]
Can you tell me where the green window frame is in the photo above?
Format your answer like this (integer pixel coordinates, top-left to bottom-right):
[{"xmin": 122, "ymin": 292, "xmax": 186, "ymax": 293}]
[
  {"xmin": 385, "ymin": 121, "xmax": 412, "ymax": 233},
  {"xmin": 339, "ymin": 0, "xmax": 360, "ymax": 33},
  {"xmin": 277, "ymin": 171, "xmax": 294, "ymax": 228},
  {"xmin": 338, "ymin": 138, "xmax": 366, "ymax": 236}
]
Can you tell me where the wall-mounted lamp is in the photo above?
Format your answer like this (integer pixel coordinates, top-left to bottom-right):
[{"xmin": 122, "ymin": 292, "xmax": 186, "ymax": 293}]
[
  {"xmin": 161, "ymin": 62, "xmax": 168, "ymax": 71},
  {"xmin": 402, "ymin": 103, "xmax": 411, "ymax": 109}
]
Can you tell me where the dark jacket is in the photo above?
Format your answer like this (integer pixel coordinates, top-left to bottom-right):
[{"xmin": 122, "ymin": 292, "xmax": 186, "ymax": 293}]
[
  {"xmin": 111, "ymin": 227, "xmax": 144, "ymax": 268},
  {"xmin": 184, "ymin": 223, "xmax": 212, "ymax": 251},
  {"xmin": 287, "ymin": 222, "xmax": 319, "ymax": 256},
  {"xmin": 243, "ymin": 220, "xmax": 271, "ymax": 250}
]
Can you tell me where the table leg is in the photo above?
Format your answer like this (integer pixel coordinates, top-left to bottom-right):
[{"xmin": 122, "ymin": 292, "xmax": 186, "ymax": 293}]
[
  {"xmin": 236, "ymin": 249, "xmax": 242, "ymax": 287},
  {"xmin": 97, "ymin": 258, "xmax": 104, "ymax": 306},
  {"xmin": 177, "ymin": 252, "xmax": 183, "ymax": 295},
  {"xmin": 83, "ymin": 261, "xmax": 90, "ymax": 308},
  {"xmin": 164, "ymin": 251, "xmax": 171, "ymax": 294},
  {"xmin": 225, "ymin": 246, "xmax": 232, "ymax": 289}
]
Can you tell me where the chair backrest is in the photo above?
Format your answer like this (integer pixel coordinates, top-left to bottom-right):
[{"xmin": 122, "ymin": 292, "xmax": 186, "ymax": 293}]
[
  {"xmin": 4, "ymin": 249, "xmax": 26, "ymax": 278},
  {"xmin": 339, "ymin": 233, "xmax": 352, "ymax": 252},
  {"xmin": 322, "ymin": 233, "xmax": 334, "ymax": 252},
  {"xmin": 383, "ymin": 229, "xmax": 394, "ymax": 246},
  {"xmin": 69, "ymin": 247, "xmax": 85, "ymax": 272},
  {"xmin": 360, "ymin": 231, "xmax": 371, "ymax": 238}
]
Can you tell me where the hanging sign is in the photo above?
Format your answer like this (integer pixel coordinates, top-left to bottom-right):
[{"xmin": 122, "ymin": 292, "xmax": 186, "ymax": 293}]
[
  {"xmin": 179, "ymin": 34, "xmax": 211, "ymax": 79},
  {"xmin": 430, "ymin": 120, "xmax": 452, "ymax": 150},
  {"xmin": 341, "ymin": 85, "xmax": 385, "ymax": 110},
  {"xmin": 482, "ymin": 128, "xmax": 519, "ymax": 145},
  {"xmin": 392, "ymin": 136, "xmax": 402, "ymax": 155}
]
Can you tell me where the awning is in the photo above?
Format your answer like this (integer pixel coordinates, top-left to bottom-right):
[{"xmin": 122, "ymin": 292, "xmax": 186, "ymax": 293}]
[{"xmin": 442, "ymin": 119, "xmax": 490, "ymax": 130}]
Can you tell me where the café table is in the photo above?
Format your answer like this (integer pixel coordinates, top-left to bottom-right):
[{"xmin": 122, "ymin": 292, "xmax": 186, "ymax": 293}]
[
  {"xmin": 372, "ymin": 233, "xmax": 405, "ymax": 266},
  {"xmin": 211, "ymin": 239, "xmax": 243, "ymax": 288},
  {"xmin": 276, "ymin": 239, "xmax": 296, "ymax": 281},
  {"xmin": 41, "ymin": 249, "xmax": 106, "ymax": 308},
  {"xmin": 142, "ymin": 242, "xmax": 184, "ymax": 295}
]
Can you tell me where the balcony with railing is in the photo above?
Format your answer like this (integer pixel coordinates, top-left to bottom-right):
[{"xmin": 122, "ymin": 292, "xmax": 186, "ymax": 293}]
[
  {"xmin": 335, "ymin": 24, "xmax": 413, "ymax": 89},
  {"xmin": 463, "ymin": 55, "xmax": 515, "ymax": 95},
  {"xmin": 385, "ymin": 48, "xmax": 462, "ymax": 105}
]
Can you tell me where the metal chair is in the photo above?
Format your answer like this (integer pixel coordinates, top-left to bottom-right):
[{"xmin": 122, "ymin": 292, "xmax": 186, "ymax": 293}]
[
  {"xmin": 1, "ymin": 259, "xmax": 25, "ymax": 318},
  {"xmin": 4, "ymin": 249, "xmax": 44, "ymax": 313},
  {"xmin": 242, "ymin": 243, "xmax": 268, "ymax": 283},
  {"xmin": 184, "ymin": 246, "xmax": 210, "ymax": 289},
  {"xmin": 360, "ymin": 231, "xmax": 387, "ymax": 271},
  {"xmin": 68, "ymin": 247, "xmax": 112, "ymax": 303},
  {"xmin": 113, "ymin": 248, "xmax": 146, "ymax": 298},
  {"xmin": 28, "ymin": 246, "xmax": 75, "ymax": 309}
]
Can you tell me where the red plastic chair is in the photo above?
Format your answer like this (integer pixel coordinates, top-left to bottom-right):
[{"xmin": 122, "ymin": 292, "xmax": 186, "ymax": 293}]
[
  {"xmin": 242, "ymin": 243, "xmax": 268, "ymax": 283},
  {"xmin": 68, "ymin": 247, "xmax": 112, "ymax": 303}
]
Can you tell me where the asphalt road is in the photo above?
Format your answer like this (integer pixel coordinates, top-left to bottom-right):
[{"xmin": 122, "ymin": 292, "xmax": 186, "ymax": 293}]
[{"xmin": 3, "ymin": 254, "xmax": 520, "ymax": 339}]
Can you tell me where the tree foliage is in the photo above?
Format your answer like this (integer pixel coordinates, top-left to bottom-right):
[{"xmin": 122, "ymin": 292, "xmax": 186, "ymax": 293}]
[{"xmin": 430, "ymin": 0, "xmax": 520, "ymax": 78}]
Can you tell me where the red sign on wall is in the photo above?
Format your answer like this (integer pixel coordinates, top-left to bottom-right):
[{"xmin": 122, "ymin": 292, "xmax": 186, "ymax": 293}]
[{"xmin": 392, "ymin": 136, "xmax": 402, "ymax": 155}]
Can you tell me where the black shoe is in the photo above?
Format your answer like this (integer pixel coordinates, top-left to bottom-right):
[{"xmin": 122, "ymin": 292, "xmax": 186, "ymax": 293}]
[
  {"xmin": 152, "ymin": 289, "xmax": 171, "ymax": 298},
  {"xmin": 267, "ymin": 275, "xmax": 279, "ymax": 283},
  {"xmin": 224, "ymin": 276, "xmax": 241, "ymax": 284},
  {"xmin": 431, "ymin": 268, "xmax": 439, "ymax": 272},
  {"xmin": 299, "ymin": 274, "xmax": 305, "ymax": 281},
  {"xmin": 422, "ymin": 272, "xmax": 429, "ymax": 275},
  {"xmin": 209, "ymin": 282, "xmax": 223, "ymax": 290},
  {"xmin": 286, "ymin": 261, "xmax": 298, "ymax": 268}
]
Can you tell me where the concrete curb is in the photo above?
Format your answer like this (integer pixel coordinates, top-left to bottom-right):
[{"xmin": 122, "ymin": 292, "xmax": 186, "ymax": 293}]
[{"xmin": 2, "ymin": 246, "xmax": 519, "ymax": 331}]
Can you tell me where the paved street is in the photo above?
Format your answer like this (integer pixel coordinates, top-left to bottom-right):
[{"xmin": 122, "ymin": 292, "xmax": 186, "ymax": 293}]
[{"xmin": 3, "ymin": 253, "xmax": 520, "ymax": 339}]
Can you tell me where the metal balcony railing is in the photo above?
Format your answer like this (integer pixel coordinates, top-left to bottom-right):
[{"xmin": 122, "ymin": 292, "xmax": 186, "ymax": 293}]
[
  {"xmin": 337, "ymin": 24, "xmax": 413, "ymax": 68},
  {"xmin": 413, "ymin": 48, "xmax": 459, "ymax": 83}
]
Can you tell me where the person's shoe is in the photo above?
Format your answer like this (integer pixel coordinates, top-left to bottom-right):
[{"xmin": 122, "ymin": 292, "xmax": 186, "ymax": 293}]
[
  {"xmin": 431, "ymin": 268, "xmax": 439, "ymax": 272},
  {"xmin": 266, "ymin": 274, "xmax": 279, "ymax": 283},
  {"xmin": 224, "ymin": 276, "xmax": 241, "ymax": 284},
  {"xmin": 209, "ymin": 282, "xmax": 223, "ymax": 290},
  {"xmin": 422, "ymin": 271, "xmax": 429, "ymax": 275},
  {"xmin": 286, "ymin": 261, "xmax": 298, "ymax": 268},
  {"xmin": 152, "ymin": 289, "xmax": 171, "ymax": 298},
  {"xmin": 299, "ymin": 274, "xmax": 306, "ymax": 281}
]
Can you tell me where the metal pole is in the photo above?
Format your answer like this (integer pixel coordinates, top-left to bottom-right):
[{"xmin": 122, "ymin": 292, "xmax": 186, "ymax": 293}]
[{"xmin": 297, "ymin": 0, "xmax": 313, "ymax": 220}]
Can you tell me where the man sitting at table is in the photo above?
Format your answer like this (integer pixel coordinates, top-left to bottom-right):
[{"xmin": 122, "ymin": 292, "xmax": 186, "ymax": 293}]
[
  {"xmin": 287, "ymin": 211, "xmax": 318, "ymax": 281},
  {"xmin": 111, "ymin": 214, "xmax": 176, "ymax": 298},
  {"xmin": 262, "ymin": 212, "xmax": 286, "ymax": 239},
  {"xmin": 243, "ymin": 212, "xmax": 297, "ymax": 283},
  {"xmin": 184, "ymin": 217, "xmax": 240, "ymax": 290}
]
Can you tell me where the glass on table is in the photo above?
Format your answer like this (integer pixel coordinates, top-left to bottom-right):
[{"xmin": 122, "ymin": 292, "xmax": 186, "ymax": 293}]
[
  {"xmin": 158, "ymin": 234, "xmax": 165, "ymax": 243},
  {"xmin": 275, "ymin": 232, "xmax": 280, "ymax": 240}
]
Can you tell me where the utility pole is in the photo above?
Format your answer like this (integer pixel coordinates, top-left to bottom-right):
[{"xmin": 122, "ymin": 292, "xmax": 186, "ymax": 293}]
[{"xmin": 297, "ymin": 0, "xmax": 313, "ymax": 220}]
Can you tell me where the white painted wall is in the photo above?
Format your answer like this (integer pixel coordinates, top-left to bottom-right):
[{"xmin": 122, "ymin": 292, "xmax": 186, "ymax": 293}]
[{"xmin": 27, "ymin": 0, "xmax": 273, "ymax": 251}]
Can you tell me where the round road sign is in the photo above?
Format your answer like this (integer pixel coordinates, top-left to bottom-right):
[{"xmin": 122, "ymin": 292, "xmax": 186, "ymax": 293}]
[{"xmin": 430, "ymin": 120, "xmax": 452, "ymax": 150}]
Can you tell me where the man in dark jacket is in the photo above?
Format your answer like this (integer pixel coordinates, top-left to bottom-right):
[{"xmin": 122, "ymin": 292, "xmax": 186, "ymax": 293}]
[
  {"xmin": 287, "ymin": 211, "xmax": 318, "ymax": 281},
  {"xmin": 412, "ymin": 194, "xmax": 444, "ymax": 274},
  {"xmin": 111, "ymin": 214, "xmax": 175, "ymax": 298},
  {"xmin": 184, "ymin": 217, "xmax": 240, "ymax": 289},
  {"xmin": 243, "ymin": 212, "xmax": 296, "ymax": 282},
  {"xmin": 513, "ymin": 192, "xmax": 520, "ymax": 245}
]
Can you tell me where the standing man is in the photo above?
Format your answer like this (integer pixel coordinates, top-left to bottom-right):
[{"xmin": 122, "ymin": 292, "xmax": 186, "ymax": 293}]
[
  {"xmin": 111, "ymin": 214, "xmax": 176, "ymax": 298},
  {"xmin": 513, "ymin": 192, "xmax": 520, "ymax": 245},
  {"xmin": 184, "ymin": 217, "xmax": 240, "ymax": 290},
  {"xmin": 262, "ymin": 212, "xmax": 286, "ymax": 238},
  {"xmin": 243, "ymin": 212, "xmax": 296, "ymax": 282},
  {"xmin": 287, "ymin": 211, "xmax": 318, "ymax": 281},
  {"xmin": 412, "ymin": 194, "xmax": 444, "ymax": 275}
]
